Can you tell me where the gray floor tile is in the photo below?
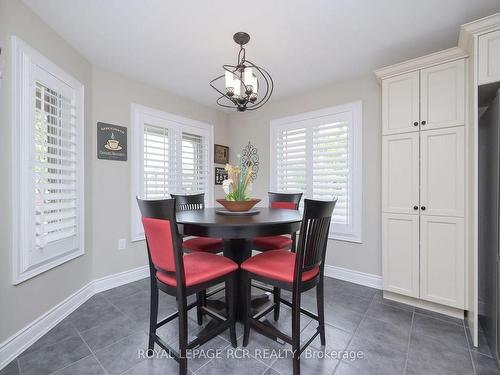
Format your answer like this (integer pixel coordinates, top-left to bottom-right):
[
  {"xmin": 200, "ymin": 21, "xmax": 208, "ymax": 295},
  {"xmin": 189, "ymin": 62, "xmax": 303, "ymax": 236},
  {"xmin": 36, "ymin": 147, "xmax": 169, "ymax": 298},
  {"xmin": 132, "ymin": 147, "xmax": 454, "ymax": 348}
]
[
  {"xmin": 408, "ymin": 330, "xmax": 474, "ymax": 375},
  {"xmin": 414, "ymin": 307, "xmax": 464, "ymax": 326},
  {"xmin": 340, "ymin": 283, "xmax": 377, "ymax": 300},
  {"xmin": 67, "ymin": 295, "xmax": 125, "ymax": 332},
  {"xmin": 405, "ymin": 358, "xmax": 464, "ymax": 375},
  {"xmin": 51, "ymin": 355, "xmax": 106, "ymax": 375},
  {"xmin": 80, "ymin": 313, "xmax": 141, "ymax": 351},
  {"xmin": 262, "ymin": 367, "xmax": 280, "ymax": 375},
  {"xmin": 300, "ymin": 320, "xmax": 351, "ymax": 351},
  {"xmin": 195, "ymin": 349, "xmax": 268, "ymax": 375},
  {"xmin": 354, "ymin": 316, "xmax": 410, "ymax": 354},
  {"xmin": 94, "ymin": 332, "xmax": 149, "ymax": 375},
  {"xmin": 412, "ymin": 313, "xmax": 468, "ymax": 350},
  {"xmin": 271, "ymin": 353, "xmax": 338, "ymax": 375},
  {"xmin": 472, "ymin": 351, "xmax": 500, "ymax": 375},
  {"xmin": 243, "ymin": 326, "xmax": 290, "ymax": 366},
  {"xmin": 334, "ymin": 361, "xmax": 373, "ymax": 375},
  {"xmin": 0, "ymin": 361, "xmax": 19, "ymax": 375},
  {"xmin": 324, "ymin": 302, "xmax": 364, "ymax": 333},
  {"xmin": 329, "ymin": 291, "xmax": 372, "ymax": 315},
  {"xmin": 366, "ymin": 300, "xmax": 413, "ymax": 330},
  {"xmin": 122, "ymin": 357, "xmax": 188, "ymax": 375},
  {"xmin": 18, "ymin": 336, "xmax": 91, "ymax": 375},
  {"xmin": 345, "ymin": 335, "xmax": 407, "ymax": 375},
  {"xmin": 19, "ymin": 318, "xmax": 79, "ymax": 358},
  {"xmin": 467, "ymin": 327, "xmax": 493, "ymax": 357},
  {"xmin": 100, "ymin": 281, "xmax": 145, "ymax": 304},
  {"xmin": 371, "ymin": 290, "xmax": 414, "ymax": 312}
]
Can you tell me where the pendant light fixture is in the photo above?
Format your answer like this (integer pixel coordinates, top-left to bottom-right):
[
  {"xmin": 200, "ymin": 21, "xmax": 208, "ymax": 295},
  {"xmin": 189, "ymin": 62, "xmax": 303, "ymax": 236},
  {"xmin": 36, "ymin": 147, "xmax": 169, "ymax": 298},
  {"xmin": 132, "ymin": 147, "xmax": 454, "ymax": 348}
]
[{"xmin": 210, "ymin": 32, "xmax": 273, "ymax": 112}]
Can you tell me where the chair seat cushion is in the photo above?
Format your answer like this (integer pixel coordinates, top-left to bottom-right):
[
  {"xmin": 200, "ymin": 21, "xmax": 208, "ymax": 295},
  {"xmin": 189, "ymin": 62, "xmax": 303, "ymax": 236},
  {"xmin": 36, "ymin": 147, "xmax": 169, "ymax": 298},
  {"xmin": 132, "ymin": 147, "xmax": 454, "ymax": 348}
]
[
  {"xmin": 253, "ymin": 235, "xmax": 293, "ymax": 250},
  {"xmin": 182, "ymin": 237, "xmax": 223, "ymax": 252},
  {"xmin": 241, "ymin": 249, "xmax": 319, "ymax": 283},
  {"xmin": 156, "ymin": 252, "xmax": 238, "ymax": 287}
]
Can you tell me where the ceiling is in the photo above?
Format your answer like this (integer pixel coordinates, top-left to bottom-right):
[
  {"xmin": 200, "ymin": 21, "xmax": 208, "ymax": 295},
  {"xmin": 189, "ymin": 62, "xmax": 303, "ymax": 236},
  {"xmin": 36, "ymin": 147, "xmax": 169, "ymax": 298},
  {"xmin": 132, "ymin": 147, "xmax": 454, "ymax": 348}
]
[{"xmin": 22, "ymin": 0, "xmax": 500, "ymax": 110}]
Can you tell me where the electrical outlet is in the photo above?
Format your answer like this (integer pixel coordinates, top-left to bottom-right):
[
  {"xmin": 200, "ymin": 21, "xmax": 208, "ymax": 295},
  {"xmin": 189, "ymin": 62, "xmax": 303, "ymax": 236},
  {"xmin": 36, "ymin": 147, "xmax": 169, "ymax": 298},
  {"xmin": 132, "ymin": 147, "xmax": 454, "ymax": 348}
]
[{"xmin": 118, "ymin": 238, "xmax": 127, "ymax": 250}]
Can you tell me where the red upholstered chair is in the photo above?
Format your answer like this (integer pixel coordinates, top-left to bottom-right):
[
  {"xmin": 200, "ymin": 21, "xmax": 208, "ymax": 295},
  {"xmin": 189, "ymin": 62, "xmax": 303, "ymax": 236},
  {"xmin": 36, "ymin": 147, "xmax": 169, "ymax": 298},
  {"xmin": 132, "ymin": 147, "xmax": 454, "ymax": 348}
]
[
  {"xmin": 137, "ymin": 197, "xmax": 237, "ymax": 375},
  {"xmin": 242, "ymin": 198, "xmax": 337, "ymax": 375},
  {"xmin": 253, "ymin": 192, "xmax": 303, "ymax": 252},
  {"xmin": 170, "ymin": 193, "xmax": 223, "ymax": 253},
  {"xmin": 252, "ymin": 192, "xmax": 302, "ymax": 321}
]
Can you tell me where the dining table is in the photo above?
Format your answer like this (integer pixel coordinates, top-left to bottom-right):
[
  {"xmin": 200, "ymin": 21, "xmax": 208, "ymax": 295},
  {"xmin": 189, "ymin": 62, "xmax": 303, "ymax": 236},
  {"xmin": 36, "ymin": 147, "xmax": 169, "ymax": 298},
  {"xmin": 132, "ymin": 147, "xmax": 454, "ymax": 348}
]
[{"xmin": 176, "ymin": 207, "xmax": 302, "ymax": 321}]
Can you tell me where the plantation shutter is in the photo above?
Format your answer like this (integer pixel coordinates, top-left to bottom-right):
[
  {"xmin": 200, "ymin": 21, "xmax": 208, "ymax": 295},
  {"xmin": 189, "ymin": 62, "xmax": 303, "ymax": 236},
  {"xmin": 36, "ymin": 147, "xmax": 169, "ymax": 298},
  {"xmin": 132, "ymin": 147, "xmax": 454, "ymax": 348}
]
[
  {"xmin": 180, "ymin": 132, "xmax": 209, "ymax": 194},
  {"xmin": 143, "ymin": 124, "xmax": 174, "ymax": 199},
  {"xmin": 275, "ymin": 127, "xmax": 308, "ymax": 193},
  {"xmin": 34, "ymin": 81, "xmax": 80, "ymax": 253}
]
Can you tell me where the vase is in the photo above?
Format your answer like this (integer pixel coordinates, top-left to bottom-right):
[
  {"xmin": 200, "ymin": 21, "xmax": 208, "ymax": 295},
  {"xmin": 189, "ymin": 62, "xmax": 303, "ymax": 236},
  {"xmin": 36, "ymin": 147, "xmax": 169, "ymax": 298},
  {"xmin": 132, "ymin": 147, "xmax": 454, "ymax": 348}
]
[{"xmin": 216, "ymin": 198, "xmax": 261, "ymax": 212}]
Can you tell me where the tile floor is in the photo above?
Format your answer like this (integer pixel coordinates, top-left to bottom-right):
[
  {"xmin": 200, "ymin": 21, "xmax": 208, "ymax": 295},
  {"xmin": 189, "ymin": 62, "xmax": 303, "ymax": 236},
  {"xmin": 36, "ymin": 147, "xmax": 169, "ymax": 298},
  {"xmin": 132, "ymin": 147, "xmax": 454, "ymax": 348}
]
[{"xmin": 1, "ymin": 277, "xmax": 498, "ymax": 375}]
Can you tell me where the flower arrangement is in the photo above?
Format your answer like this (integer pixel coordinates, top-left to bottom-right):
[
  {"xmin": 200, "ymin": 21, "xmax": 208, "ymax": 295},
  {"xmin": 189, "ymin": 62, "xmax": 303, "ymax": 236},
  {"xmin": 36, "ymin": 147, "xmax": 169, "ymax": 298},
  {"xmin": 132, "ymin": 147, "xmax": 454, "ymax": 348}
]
[{"xmin": 222, "ymin": 156, "xmax": 253, "ymax": 201}]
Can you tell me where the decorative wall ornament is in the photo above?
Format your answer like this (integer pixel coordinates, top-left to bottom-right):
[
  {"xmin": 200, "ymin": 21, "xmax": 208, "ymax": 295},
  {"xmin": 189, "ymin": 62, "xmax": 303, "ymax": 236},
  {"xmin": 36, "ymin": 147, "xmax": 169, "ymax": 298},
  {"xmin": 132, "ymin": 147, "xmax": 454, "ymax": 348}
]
[
  {"xmin": 241, "ymin": 141, "xmax": 259, "ymax": 181},
  {"xmin": 214, "ymin": 144, "xmax": 229, "ymax": 164},
  {"xmin": 97, "ymin": 122, "xmax": 127, "ymax": 161}
]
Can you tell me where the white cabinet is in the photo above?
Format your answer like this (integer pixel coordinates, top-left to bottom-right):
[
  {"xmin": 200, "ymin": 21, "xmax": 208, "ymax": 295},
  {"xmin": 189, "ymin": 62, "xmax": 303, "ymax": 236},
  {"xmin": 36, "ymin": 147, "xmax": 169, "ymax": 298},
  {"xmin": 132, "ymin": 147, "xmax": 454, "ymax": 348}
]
[
  {"xmin": 382, "ymin": 71, "xmax": 420, "ymax": 135},
  {"xmin": 420, "ymin": 216, "xmax": 465, "ymax": 308},
  {"xmin": 382, "ymin": 133, "xmax": 419, "ymax": 214},
  {"xmin": 382, "ymin": 214, "xmax": 420, "ymax": 298},
  {"xmin": 420, "ymin": 127, "xmax": 465, "ymax": 217},
  {"xmin": 420, "ymin": 59, "xmax": 465, "ymax": 130},
  {"xmin": 479, "ymin": 29, "xmax": 500, "ymax": 85}
]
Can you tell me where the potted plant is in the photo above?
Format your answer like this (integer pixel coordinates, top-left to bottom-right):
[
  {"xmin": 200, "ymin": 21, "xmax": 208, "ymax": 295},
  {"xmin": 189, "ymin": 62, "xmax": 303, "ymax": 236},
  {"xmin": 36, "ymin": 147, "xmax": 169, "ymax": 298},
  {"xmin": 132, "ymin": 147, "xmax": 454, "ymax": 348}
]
[{"xmin": 217, "ymin": 156, "xmax": 260, "ymax": 212}]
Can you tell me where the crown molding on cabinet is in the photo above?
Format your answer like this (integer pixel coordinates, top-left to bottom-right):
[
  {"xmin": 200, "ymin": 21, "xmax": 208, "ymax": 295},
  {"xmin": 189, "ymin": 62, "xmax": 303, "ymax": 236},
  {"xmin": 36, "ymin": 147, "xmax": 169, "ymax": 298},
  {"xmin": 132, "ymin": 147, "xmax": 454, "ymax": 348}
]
[
  {"xmin": 459, "ymin": 12, "xmax": 500, "ymax": 53},
  {"xmin": 374, "ymin": 47, "xmax": 468, "ymax": 81}
]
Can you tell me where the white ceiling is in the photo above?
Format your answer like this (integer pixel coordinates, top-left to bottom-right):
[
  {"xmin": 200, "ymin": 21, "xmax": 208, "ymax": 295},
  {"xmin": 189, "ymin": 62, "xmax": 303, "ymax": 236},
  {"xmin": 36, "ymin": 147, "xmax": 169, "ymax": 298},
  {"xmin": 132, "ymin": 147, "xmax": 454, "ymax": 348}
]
[{"xmin": 22, "ymin": 0, "xmax": 500, "ymax": 110}]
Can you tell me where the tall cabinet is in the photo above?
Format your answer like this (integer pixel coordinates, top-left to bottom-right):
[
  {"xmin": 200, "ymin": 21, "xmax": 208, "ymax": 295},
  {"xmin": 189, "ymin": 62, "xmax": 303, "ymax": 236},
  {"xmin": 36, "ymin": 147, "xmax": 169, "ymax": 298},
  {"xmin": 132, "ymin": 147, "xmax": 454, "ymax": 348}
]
[{"xmin": 376, "ymin": 51, "xmax": 468, "ymax": 310}]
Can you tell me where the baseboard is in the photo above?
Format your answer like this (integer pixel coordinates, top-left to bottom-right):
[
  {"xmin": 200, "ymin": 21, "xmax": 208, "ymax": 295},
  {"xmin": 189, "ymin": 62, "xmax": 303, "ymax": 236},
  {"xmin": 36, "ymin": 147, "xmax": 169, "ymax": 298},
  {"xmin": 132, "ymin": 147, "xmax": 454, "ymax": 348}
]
[
  {"xmin": 324, "ymin": 264, "xmax": 382, "ymax": 290},
  {"xmin": 0, "ymin": 265, "xmax": 149, "ymax": 370}
]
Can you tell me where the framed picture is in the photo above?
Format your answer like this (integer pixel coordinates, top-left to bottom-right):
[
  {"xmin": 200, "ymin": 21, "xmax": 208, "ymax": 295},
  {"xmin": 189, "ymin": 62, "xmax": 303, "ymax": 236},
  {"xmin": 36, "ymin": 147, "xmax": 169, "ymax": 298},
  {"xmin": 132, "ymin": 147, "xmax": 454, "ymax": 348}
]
[
  {"xmin": 214, "ymin": 144, "xmax": 229, "ymax": 164},
  {"xmin": 215, "ymin": 167, "xmax": 228, "ymax": 185},
  {"xmin": 97, "ymin": 122, "xmax": 127, "ymax": 161}
]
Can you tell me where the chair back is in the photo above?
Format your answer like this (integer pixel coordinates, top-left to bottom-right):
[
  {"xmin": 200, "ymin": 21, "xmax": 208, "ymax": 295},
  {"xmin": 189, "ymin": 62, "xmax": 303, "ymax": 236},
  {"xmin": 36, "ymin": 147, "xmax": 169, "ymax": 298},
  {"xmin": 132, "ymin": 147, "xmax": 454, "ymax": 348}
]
[
  {"xmin": 170, "ymin": 193, "xmax": 205, "ymax": 212},
  {"xmin": 295, "ymin": 198, "xmax": 337, "ymax": 276},
  {"xmin": 268, "ymin": 192, "xmax": 303, "ymax": 210},
  {"xmin": 136, "ymin": 197, "xmax": 184, "ymax": 282}
]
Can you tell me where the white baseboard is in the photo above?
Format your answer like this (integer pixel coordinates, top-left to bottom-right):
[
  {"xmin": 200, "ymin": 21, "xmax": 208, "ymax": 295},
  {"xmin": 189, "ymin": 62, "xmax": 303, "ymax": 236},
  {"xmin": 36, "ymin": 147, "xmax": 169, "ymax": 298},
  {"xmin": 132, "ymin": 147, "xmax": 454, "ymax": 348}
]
[
  {"xmin": 0, "ymin": 265, "xmax": 149, "ymax": 370},
  {"xmin": 324, "ymin": 264, "xmax": 382, "ymax": 290}
]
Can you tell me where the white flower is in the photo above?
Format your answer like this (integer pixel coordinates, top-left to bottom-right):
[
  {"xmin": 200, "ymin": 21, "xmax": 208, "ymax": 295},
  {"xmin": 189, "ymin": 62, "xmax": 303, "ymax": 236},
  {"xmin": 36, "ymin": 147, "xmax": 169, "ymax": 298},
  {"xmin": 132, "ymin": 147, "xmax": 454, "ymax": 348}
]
[
  {"xmin": 245, "ymin": 181, "xmax": 253, "ymax": 194},
  {"xmin": 222, "ymin": 179, "xmax": 233, "ymax": 195}
]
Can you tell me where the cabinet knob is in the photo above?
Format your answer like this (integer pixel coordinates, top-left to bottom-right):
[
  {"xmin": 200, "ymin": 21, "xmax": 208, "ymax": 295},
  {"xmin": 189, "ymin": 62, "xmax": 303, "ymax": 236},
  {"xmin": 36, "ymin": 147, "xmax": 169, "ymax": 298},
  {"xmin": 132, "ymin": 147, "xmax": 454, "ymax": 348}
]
[
  {"xmin": 413, "ymin": 205, "xmax": 419, "ymax": 210},
  {"xmin": 421, "ymin": 120, "xmax": 426, "ymax": 125},
  {"xmin": 421, "ymin": 206, "xmax": 426, "ymax": 211},
  {"xmin": 413, "ymin": 122, "xmax": 419, "ymax": 126}
]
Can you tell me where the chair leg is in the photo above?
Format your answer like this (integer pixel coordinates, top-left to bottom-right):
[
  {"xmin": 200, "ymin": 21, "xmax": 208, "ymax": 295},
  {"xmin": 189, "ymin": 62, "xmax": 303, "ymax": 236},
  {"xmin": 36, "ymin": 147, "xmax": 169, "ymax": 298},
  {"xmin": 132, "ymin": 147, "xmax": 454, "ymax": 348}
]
[
  {"xmin": 317, "ymin": 279, "xmax": 326, "ymax": 346},
  {"xmin": 196, "ymin": 292, "xmax": 203, "ymax": 326},
  {"xmin": 148, "ymin": 280, "xmax": 159, "ymax": 352},
  {"xmin": 177, "ymin": 294, "xmax": 188, "ymax": 375},
  {"xmin": 226, "ymin": 273, "xmax": 237, "ymax": 348},
  {"xmin": 242, "ymin": 272, "xmax": 252, "ymax": 347},
  {"xmin": 273, "ymin": 287, "xmax": 281, "ymax": 321},
  {"xmin": 292, "ymin": 292, "xmax": 301, "ymax": 375}
]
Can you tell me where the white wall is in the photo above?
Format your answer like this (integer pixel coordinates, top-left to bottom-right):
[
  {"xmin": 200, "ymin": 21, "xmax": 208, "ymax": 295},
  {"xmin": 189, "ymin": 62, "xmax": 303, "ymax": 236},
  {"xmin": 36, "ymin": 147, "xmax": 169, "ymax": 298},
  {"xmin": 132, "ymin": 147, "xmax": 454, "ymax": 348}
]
[
  {"xmin": 227, "ymin": 75, "xmax": 382, "ymax": 276},
  {"xmin": 91, "ymin": 67, "xmax": 229, "ymax": 279}
]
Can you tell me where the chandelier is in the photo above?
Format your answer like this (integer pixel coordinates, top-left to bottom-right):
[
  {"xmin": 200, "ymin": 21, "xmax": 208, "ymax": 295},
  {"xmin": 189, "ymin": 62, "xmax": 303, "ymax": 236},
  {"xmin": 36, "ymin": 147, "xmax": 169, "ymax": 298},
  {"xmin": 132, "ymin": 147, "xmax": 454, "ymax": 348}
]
[{"xmin": 210, "ymin": 32, "xmax": 273, "ymax": 112}]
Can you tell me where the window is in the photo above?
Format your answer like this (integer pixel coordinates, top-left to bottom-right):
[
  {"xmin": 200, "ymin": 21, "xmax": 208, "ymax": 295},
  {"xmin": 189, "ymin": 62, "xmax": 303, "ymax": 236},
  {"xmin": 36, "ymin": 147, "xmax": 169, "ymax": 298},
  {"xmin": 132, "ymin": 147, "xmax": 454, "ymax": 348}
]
[
  {"xmin": 131, "ymin": 104, "xmax": 213, "ymax": 241},
  {"xmin": 12, "ymin": 37, "xmax": 85, "ymax": 284},
  {"xmin": 270, "ymin": 101, "xmax": 362, "ymax": 242}
]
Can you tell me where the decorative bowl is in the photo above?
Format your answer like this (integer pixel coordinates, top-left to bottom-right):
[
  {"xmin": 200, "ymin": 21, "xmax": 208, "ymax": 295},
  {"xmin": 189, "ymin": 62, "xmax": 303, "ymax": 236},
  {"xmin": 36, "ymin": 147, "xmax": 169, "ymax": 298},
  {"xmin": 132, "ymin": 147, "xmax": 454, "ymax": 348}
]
[{"xmin": 216, "ymin": 198, "xmax": 261, "ymax": 212}]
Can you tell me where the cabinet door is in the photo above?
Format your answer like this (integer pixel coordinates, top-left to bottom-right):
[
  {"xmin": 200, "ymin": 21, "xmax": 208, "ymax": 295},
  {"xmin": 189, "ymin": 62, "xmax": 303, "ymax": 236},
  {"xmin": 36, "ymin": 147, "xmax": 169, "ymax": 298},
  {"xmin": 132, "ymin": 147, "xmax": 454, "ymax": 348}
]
[
  {"xmin": 382, "ymin": 71, "xmax": 420, "ymax": 135},
  {"xmin": 479, "ymin": 29, "xmax": 500, "ymax": 85},
  {"xmin": 382, "ymin": 133, "xmax": 419, "ymax": 214},
  {"xmin": 382, "ymin": 213, "xmax": 420, "ymax": 298},
  {"xmin": 420, "ymin": 127, "xmax": 464, "ymax": 217},
  {"xmin": 420, "ymin": 215, "xmax": 465, "ymax": 308},
  {"xmin": 420, "ymin": 59, "xmax": 465, "ymax": 130}
]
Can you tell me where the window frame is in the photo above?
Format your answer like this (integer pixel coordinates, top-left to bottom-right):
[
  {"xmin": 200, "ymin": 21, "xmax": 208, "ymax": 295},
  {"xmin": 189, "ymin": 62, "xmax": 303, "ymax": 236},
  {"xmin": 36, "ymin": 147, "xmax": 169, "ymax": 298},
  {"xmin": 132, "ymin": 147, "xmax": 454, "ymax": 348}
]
[
  {"xmin": 130, "ymin": 103, "xmax": 214, "ymax": 242},
  {"xmin": 11, "ymin": 36, "xmax": 85, "ymax": 284},
  {"xmin": 270, "ymin": 101, "xmax": 363, "ymax": 243}
]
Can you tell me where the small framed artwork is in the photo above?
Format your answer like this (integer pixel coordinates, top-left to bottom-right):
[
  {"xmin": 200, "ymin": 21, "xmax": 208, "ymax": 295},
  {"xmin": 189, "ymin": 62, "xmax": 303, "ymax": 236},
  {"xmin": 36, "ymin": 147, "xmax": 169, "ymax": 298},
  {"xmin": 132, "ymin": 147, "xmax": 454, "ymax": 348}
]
[
  {"xmin": 97, "ymin": 122, "xmax": 127, "ymax": 161},
  {"xmin": 214, "ymin": 144, "xmax": 229, "ymax": 164},
  {"xmin": 215, "ymin": 167, "xmax": 228, "ymax": 185}
]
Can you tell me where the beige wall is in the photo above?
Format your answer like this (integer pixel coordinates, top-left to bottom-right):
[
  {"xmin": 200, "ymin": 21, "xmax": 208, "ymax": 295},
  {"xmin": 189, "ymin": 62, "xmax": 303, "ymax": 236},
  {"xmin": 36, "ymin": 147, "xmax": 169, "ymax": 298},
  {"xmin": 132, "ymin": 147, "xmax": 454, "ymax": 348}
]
[
  {"xmin": 227, "ymin": 75, "xmax": 382, "ymax": 276},
  {"xmin": 0, "ymin": 0, "xmax": 94, "ymax": 342},
  {"xmin": 90, "ymin": 67, "xmax": 228, "ymax": 279}
]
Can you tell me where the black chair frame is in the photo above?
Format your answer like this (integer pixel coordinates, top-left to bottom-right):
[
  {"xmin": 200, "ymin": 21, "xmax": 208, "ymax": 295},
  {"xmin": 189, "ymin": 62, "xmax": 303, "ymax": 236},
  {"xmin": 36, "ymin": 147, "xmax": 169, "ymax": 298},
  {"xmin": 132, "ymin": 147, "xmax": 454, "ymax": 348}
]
[
  {"xmin": 243, "ymin": 198, "xmax": 337, "ymax": 375},
  {"xmin": 137, "ymin": 197, "xmax": 237, "ymax": 375}
]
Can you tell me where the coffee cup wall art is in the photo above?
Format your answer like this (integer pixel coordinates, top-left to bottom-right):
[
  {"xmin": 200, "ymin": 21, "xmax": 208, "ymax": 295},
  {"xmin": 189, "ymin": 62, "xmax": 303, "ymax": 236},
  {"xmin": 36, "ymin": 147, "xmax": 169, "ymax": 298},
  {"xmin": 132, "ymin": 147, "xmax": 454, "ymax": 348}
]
[{"xmin": 97, "ymin": 122, "xmax": 127, "ymax": 161}]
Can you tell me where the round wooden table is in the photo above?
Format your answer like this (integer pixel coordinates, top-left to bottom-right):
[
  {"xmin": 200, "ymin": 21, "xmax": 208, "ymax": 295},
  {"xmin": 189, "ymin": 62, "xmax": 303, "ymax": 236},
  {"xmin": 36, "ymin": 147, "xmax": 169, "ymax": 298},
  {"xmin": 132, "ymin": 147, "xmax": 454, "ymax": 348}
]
[{"xmin": 176, "ymin": 207, "xmax": 302, "ymax": 320}]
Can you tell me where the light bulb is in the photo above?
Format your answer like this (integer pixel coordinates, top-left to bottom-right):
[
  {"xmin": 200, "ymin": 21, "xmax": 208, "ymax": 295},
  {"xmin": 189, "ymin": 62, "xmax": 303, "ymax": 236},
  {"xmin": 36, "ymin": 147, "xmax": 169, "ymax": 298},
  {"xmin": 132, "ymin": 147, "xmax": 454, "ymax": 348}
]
[
  {"xmin": 225, "ymin": 71, "xmax": 233, "ymax": 89},
  {"xmin": 251, "ymin": 76, "xmax": 258, "ymax": 94},
  {"xmin": 233, "ymin": 78, "xmax": 241, "ymax": 97},
  {"xmin": 244, "ymin": 67, "xmax": 253, "ymax": 85}
]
